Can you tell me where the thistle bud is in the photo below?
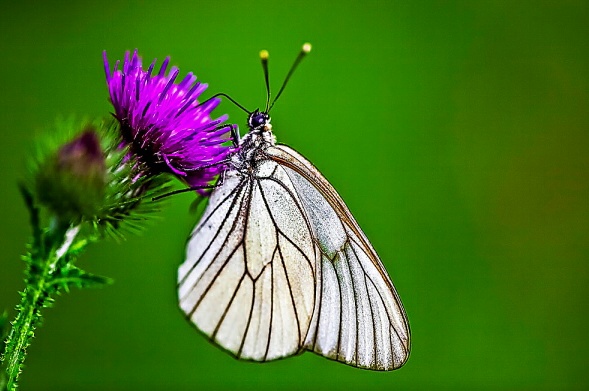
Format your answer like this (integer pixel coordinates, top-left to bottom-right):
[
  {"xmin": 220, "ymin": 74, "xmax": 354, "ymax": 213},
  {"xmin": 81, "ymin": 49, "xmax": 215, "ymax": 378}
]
[{"xmin": 35, "ymin": 128, "xmax": 106, "ymax": 221}]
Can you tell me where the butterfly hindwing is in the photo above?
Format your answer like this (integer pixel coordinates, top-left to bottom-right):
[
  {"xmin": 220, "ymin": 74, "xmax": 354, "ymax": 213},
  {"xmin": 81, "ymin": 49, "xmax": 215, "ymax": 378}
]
[{"xmin": 267, "ymin": 145, "xmax": 410, "ymax": 370}]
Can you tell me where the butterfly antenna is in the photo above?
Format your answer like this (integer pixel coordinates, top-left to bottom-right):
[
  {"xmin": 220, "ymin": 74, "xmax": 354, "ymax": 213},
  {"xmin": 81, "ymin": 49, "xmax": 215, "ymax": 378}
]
[
  {"xmin": 260, "ymin": 49, "xmax": 271, "ymax": 112},
  {"xmin": 268, "ymin": 42, "xmax": 312, "ymax": 112},
  {"xmin": 198, "ymin": 93, "xmax": 251, "ymax": 114}
]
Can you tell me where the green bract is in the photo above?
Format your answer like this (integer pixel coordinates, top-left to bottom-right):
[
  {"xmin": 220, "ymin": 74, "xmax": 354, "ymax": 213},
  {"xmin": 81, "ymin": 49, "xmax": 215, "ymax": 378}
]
[
  {"xmin": 35, "ymin": 129, "xmax": 106, "ymax": 222},
  {"xmin": 26, "ymin": 117, "xmax": 171, "ymax": 238}
]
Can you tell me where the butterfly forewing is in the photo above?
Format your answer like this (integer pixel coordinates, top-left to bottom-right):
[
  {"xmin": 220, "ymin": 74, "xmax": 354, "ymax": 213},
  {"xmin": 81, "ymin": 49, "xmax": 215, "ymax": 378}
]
[
  {"xmin": 179, "ymin": 144, "xmax": 410, "ymax": 370},
  {"xmin": 179, "ymin": 161, "xmax": 316, "ymax": 362}
]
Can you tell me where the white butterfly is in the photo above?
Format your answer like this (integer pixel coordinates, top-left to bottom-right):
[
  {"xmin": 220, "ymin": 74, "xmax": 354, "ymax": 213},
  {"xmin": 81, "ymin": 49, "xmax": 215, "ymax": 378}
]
[{"xmin": 177, "ymin": 45, "xmax": 410, "ymax": 371}]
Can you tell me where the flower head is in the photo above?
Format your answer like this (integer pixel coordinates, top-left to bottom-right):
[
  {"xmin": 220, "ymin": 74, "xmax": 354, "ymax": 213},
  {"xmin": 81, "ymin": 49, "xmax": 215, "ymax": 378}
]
[{"xmin": 103, "ymin": 50, "xmax": 234, "ymax": 193}]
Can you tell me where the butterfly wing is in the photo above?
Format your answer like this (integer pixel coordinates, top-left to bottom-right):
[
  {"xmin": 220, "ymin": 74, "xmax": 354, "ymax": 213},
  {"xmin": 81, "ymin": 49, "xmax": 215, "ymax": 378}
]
[
  {"xmin": 266, "ymin": 145, "xmax": 410, "ymax": 370},
  {"xmin": 178, "ymin": 145, "xmax": 410, "ymax": 370},
  {"xmin": 178, "ymin": 165, "xmax": 317, "ymax": 361}
]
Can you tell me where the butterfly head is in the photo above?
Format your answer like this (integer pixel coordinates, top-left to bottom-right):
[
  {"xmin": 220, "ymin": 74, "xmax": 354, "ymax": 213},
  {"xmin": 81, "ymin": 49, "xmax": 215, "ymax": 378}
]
[{"xmin": 248, "ymin": 110, "xmax": 272, "ymax": 132}]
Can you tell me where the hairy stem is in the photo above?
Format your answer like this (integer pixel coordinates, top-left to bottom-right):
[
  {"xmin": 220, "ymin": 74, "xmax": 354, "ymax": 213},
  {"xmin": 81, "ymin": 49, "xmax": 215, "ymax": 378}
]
[{"xmin": 2, "ymin": 224, "xmax": 80, "ymax": 390}]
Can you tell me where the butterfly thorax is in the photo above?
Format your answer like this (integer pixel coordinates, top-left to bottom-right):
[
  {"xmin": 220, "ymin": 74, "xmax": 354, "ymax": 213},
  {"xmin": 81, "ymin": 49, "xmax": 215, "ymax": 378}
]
[{"xmin": 229, "ymin": 110, "xmax": 276, "ymax": 173}]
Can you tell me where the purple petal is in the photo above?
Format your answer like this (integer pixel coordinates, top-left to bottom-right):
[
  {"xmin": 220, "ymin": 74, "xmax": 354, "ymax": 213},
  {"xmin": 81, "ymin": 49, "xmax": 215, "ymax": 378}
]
[{"xmin": 103, "ymin": 50, "xmax": 239, "ymax": 192}]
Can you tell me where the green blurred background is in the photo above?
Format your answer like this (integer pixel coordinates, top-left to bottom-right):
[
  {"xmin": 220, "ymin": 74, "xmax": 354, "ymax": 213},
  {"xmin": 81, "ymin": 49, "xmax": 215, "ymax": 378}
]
[{"xmin": 1, "ymin": 1, "xmax": 587, "ymax": 390}]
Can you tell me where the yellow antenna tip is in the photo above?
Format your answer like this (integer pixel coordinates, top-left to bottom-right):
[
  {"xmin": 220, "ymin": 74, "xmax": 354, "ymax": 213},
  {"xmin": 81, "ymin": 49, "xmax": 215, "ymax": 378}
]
[
  {"xmin": 302, "ymin": 43, "xmax": 312, "ymax": 53},
  {"xmin": 260, "ymin": 49, "xmax": 269, "ymax": 60}
]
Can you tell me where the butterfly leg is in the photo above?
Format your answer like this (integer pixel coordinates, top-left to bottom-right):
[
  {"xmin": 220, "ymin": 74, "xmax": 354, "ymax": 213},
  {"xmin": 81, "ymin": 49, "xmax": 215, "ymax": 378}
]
[{"xmin": 229, "ymin": 124, "xmax": 240, "ymax": 147}]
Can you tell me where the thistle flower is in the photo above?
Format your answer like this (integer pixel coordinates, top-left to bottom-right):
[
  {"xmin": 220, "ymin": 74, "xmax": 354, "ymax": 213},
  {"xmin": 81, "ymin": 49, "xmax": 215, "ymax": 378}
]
[
  {"xmin": 3, "ymin": 50, "xmax": 232, "ymax": 389},
  {"xmin": 103, "ymin": 50, "xmax": 234, "ymax": 194}
]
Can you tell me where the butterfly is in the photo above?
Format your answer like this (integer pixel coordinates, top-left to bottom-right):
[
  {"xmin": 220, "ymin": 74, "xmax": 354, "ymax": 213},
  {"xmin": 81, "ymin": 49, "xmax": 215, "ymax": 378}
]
[{"xmin": 177, "ymin": 44, "xmax": 410, "ymax": 370}]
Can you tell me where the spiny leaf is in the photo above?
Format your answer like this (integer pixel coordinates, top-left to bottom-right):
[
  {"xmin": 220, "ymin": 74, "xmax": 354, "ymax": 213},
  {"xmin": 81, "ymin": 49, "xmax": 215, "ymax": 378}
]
[
  {"xmin": 1, "ymin": 310, "xmax": 8, "ymax": 356},
  {"xmin": 68, "ymin": 238, "xmax": 90, "ymax": 256},
  {"xmin": 47, "ymin": 265, "xmax": 113, "ymax": 292}
]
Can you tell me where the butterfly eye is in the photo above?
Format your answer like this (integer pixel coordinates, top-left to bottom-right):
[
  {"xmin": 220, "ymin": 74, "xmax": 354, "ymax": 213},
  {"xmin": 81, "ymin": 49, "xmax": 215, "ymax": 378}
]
[{"xmin": 248, "ymin": 112, "xmax": 269, "ymax": 129}]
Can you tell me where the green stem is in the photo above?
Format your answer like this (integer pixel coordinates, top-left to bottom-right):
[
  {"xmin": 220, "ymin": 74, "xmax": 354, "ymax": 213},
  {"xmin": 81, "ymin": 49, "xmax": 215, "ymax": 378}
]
[{"xmin": 2, "ymin": 224, "xmax": 80, "ymax": 390}]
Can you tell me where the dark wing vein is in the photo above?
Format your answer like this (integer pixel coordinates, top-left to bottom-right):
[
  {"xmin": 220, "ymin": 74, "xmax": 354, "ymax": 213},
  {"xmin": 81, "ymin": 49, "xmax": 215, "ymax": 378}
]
[
  {"xmin": 237, "ymin": 281, "xmax": 256, "ymax": 358},
  {"xmin": 189, "ymin": 178, "xmax": 246, "ymax": 241},
  {"xmin": 358, "ymin": 251, "xmax": 377, "ymax": 366},
  {"xmin": 242, "ymin": 177, "xmax": 255, "ymax": 280},
  {"xmin": 277, "ymin": 244, "xmax": 302, "ymax": 344},
  {"xmin": 179, "ymin": 179, "xmax": 247, "ymax": 287},
  {"xmin": 366, "ymin": 276, "xmax": 385, "ymax": 367},
  {"xmin": 340, "ymin": 250, "xmax": 359, "ymax": 365},
  {"xmin": 311, "ymin": 252, "xmax": 323, "ymax": 351},
  {"xmin": 268, "ymin": 163, "xmax": 280, "ymax": 178},
  {"xmin": 235, "ymin": 179, "xmax": 256, "ymax": 358},
  {"xmin": 187, "ymin": 241, "xmax": 242, "ymax": 318},
  {"xmin": 263, "ymin": 246, "xmax": 278, "ymax": 361},
  {"xmin": 256, "ymin": 180, "xmax": 303, "ymax": 345},
  {"xmin": 211, "ymin": 272, "xmax": 247, "ymax": 340},
  {"xmin": 334, "ymin": 257, "xmax": 343, "ymax": 359},
  {"xmin": 257, "ymin": 176, "xmax": 314, "ymax": 271},
  {"xmin": 347, "ymin": 235, "xmax": 407, "ymax": 353}
]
